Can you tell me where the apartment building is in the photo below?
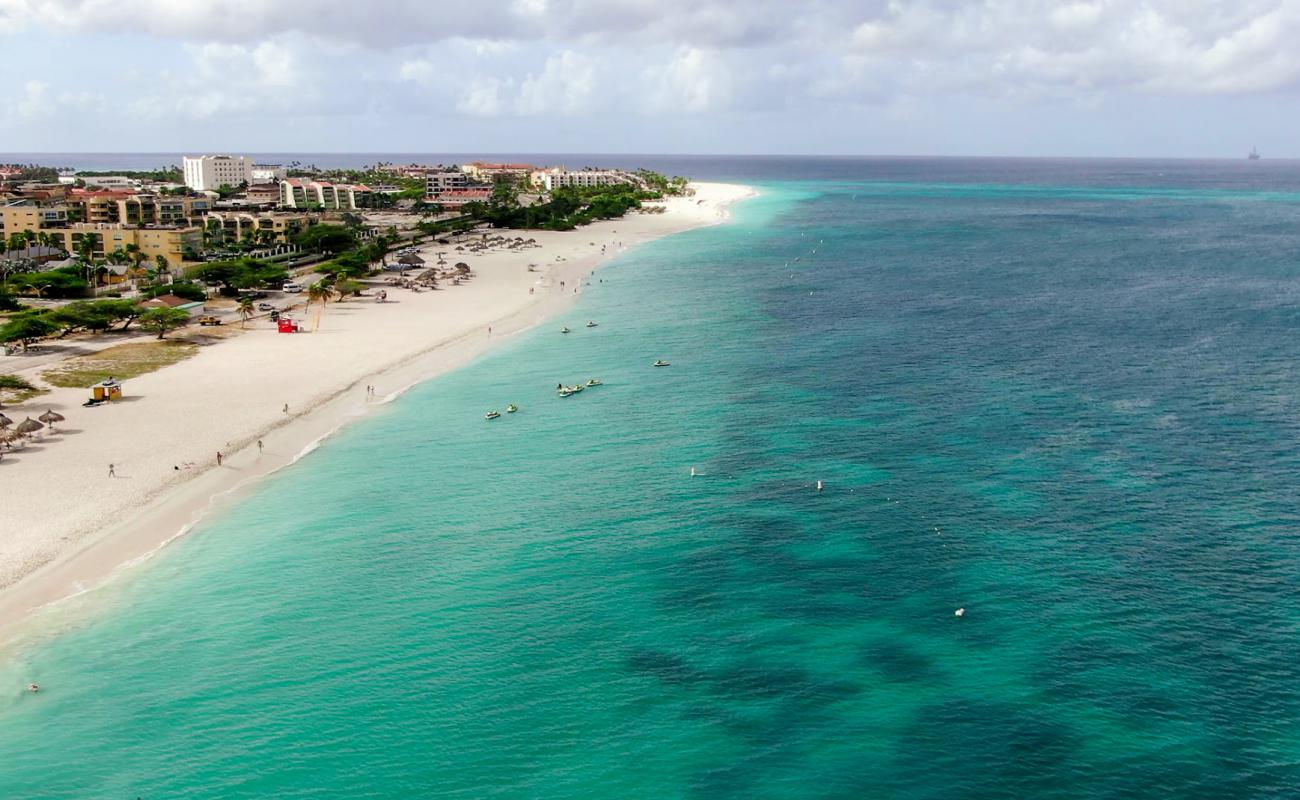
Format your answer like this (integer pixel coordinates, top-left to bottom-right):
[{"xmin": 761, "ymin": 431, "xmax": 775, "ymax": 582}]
[
  {"xmin": 182, "ymin": 155, "xmax": 253, "ymax": 191},
  {"xmin": 206, "ymin": 211, "xmax": 318, "ymax": 243},
  {"xmin": 425, "ymin": 171, "xmax": 469, "ymax": 198},
  {"xmin": 279, "ymin": 179, "xmax": 372, "ymax": 210},
  {"xmin": 460, "ymin": 161, "xmax": 536, "ymax": 183},
  {"xmin": 250, "ymin": 164, "xmax": 287, "ymax": 182},
  {"xmin": 1, "ymin": 201, "xmax": 201, "ymax": 267},
  {"xmin": 531, "ymin": 169, "xmax": 635, "ymax": 192}
]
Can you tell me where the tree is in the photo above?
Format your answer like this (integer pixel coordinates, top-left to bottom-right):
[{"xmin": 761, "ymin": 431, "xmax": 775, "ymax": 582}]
[
  {"xmin": 293, "ymin": 224, "xmax": 358, "ymax": 254},
  {"xmin": 333, "ymin": 279, "xmax": 364, "ymax": 301},
  {"xmin": 306, "ymin": 281, "xmax": 332, "ymax": 332},
  {"xmin": 237, "ymin": 296, "xmax": 254, "ymax": 328},
  {"xmin": 74, "ymin": 234, "xmax": 96, "ymax": 266},
  {"xmin": 149, "ymin": 255, "xmax": 171, "ymax": 285},
  {"xmin": 137, "ymin": 307, "xmax": 190, "ymax": 340},
  {"xmin": 0, "ymin": 314, "xmax": 60, "ymax": 351}
]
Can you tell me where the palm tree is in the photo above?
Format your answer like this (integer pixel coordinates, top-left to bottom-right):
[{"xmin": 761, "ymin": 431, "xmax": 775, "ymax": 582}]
[
  {"xmin": 306, "ymin": 281, "xmax": 331, "ymax": 332},
  {"xmin": 151, "ymin": 254, "xmax": 171, "ymax": 285},
  {"xmin": 237, "ymin": 296, "xmax": 254, "ymax": 328}
]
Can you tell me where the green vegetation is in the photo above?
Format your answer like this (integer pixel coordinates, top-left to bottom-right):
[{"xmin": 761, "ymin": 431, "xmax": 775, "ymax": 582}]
[
  {"xmin": 636, "ymin": 169, "xmax": 689, "ymax": 195},
  {"xmin": 42, "ymin": 340, "xmax": 199, "ymax": 388},
  {"xmin": 141, "ymin": 280, "xmax": 207, "ymax": 302},
  {"xmin": 137, "ymin": 307, "xmax": 191, "ymax": 339},
  {"xmin": 75, "ymin": 167, "xmax": 182, "ymax": 183},
  {"xmin": 47, "ymin": 299, "xmax": 144, "ymax": 336},
  {"xmin": 292, "ymin": 224, "xmax": 358, "ymax": 255},
  {"xmin": 187, "ymin": 259, "xmax": 289, "ymax": 295},
  {"xmin": 0, "ymin": 374, "xmax": 44, "ymax": 403},
  {"xmin": 0, "ymin": 313, "xmax": 60, "ymax": 351},
  {"xmin": 464, "ymin": 181, "xmax": 657, "ymax": 231},
  {"xmin": 6, "ymin": 267, "xmax": 90, "ymax": 299}
]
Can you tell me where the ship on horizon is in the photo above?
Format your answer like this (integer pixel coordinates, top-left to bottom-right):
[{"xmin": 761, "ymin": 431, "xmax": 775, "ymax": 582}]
[{"xmin": 1249, "ymin": 146, "xmax": 1261, "ymax": 160}]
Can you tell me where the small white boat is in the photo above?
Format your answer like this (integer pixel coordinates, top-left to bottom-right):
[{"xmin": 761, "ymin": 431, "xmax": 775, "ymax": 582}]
[
  {"xmin": 586, "ymin": 321, "xmax": 597, "ymax": 328},
  {"xmin": 506, "ymin": 404, "xmax": 518, "ymax": 413},
  {"xmin": 571, "ymin": 384, "xmax": 584, "ymax": 393},
  {"xmin": 586, "ymin": 378, "xmax": 602, "ymax": 387},
  {"xmin": 653, "ymin": 360, "xmax": 671, "ymax": 367},
  {"xmin": 560, "ymin": 327, "xmax": 571, "ymax": 334},
  {"xmin": 485, "ymin": 410, "xmax": 501, "ymax": 420},
  {"xmin": 558, "ymin": 388, "xmax": 573, "ymax": 397}
]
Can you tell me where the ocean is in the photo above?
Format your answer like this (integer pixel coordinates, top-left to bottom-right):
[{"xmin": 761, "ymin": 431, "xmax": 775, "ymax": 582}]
[{"xmin": 3, "ymin": 158, "xmax": 1300, "ymax": 797}]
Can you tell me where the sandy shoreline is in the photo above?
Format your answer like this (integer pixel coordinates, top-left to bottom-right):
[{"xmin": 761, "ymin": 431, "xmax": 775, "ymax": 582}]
[{"xmin": 0, "ymin": 181, "xmax": 756, "ymax": 647}]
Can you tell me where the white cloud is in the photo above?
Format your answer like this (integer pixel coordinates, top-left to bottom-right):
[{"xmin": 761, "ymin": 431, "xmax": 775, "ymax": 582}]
[
  {"xmin": 457, "ymin": 76, "xmax": 509, "ymax": 116},
  {"xmin": 643, "ymin": 47, "xmax": 731, "ymax": 114},
  {"xmin": 516, "ymin": 50, "xmax": 594, "ymax": 114},
  {"xmin": 16, "ymin": 79, "xmax": 49, "ymax": 119}
]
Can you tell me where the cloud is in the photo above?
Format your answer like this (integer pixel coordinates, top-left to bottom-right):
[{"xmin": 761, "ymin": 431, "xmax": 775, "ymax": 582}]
[
  {"xmin": 643, "ymin": 47, "xmax": 731, "ymax": 114},
  {"xmin": 16, "ymin": 79, "xmax": 50, "ymax": 119},
  {"xmin": 516, "ymin": 50, "xmax": 594, "ymax": 114}
]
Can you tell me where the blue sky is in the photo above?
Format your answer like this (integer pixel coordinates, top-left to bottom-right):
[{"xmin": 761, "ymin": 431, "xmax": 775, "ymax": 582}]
[{"xmin": 1, "ymin": 0, "xmax": 1297, "ymax": 157}]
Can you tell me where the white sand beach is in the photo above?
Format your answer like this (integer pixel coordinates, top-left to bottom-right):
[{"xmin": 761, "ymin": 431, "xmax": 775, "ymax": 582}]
[{"xmin": 0, "ymin": 182, "xmax": 756, "ymax": 637}]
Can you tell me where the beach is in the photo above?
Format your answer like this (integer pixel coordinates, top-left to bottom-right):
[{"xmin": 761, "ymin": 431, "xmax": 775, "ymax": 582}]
[{"xmin": 0, "ymin": 181, "xmax": 755, "ymax": 638}]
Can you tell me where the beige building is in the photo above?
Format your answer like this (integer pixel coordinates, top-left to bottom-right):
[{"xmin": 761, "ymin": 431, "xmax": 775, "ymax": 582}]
[
  {"xmin": 206, "ymin": 211, "xmax": 318, "ymax": 243},
  {"xmin": 460, "ymin": 161, "xmax": 536, "ymax": 183},
  {"xmin": 67, "ymin": 191, "xmax": 211, "ymax": 227},
  {"xmin": 280, "ymin": 179, "xmax": 372, "ymax": 210},
  {"xmin": 0, "ymin": 204, "xmax": 199, "ymax": 267},
  {"xmin": 531, "ymin": 169, "xmax": 635, "ymax": 192}
]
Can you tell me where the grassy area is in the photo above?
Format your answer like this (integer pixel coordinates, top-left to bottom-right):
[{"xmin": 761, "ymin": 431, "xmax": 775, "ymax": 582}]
[
  {"xmin": 42, "ymin": 340, "xmax": 200, "ymax": 388},
  {"xmin": 0, "ymin": 375, "xmax": 47, "ymax": 404}
]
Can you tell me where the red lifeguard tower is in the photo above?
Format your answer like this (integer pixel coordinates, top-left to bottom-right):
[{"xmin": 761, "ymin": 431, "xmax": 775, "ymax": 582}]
[{"xmin": 277, "ymin": 316, "xmax": 301, "ymax": 333}]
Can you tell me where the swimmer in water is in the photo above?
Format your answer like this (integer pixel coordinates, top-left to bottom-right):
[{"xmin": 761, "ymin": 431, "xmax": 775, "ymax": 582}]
[{"xmin": 27, "ymin": 683, "xmax": 39, "ymax": 693}]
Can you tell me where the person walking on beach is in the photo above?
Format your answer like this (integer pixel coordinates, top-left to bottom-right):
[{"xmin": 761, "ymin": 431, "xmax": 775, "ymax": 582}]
[
  {"xmin": 283, "ymin": 403, "xmax": 289, "ymax": 414},
  {"xmin": 216, "ymin": 451, "xmax": 223, "ymax": 467},
  {"xmin": 257, "ymin": 439, "xmax": 264, "ymax": 454},
  {"xmin": 108, "ymin": 463, "xmax": 115, "ymax": 478}
]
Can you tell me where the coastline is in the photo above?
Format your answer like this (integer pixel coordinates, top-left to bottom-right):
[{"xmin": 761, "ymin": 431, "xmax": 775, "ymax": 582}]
[{"xmin": 0, "ymin": 181, "xmax": 757, "ymax": 649}]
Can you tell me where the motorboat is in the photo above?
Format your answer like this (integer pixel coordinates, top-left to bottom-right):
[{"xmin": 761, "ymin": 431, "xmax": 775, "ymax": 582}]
[
  {"xmin": 558, "ymin": 388, "xmax": 573, "ymax": 397},
  {"xmin": 586, "ymin": 321, "xmax": 597, "ymax": 328},
  {"xmin": 653, "ymin": 360, "xmax": 671, "ymax": 367},
  {"xmin": 571, "ymin": 384, "xmax": 584, "ymax": 393},
  {"xmin": 506, "ymin": 404, "xmax": 518, "ymax": 413},
  {"xmin": 586, "ymin": 379, "xmax": 602, "ymax": 386},
  {"xmin": 560, "ymin": 326, "xmax": 571, "ymax": 334},
  {"xmin": 484, "ymin": 410, "xmax": 502, "ymax": 420}
]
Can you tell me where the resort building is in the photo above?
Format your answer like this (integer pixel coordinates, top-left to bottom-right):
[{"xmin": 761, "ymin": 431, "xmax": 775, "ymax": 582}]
[
  {"xmin": 243, "ymin": 184, "xmax": 282, "ymax": 205},
  {"xmin": 460, "ymin": 161, "xmax": 536, "ymax": 183},
  {"xmin": 1, "ymin": 201, "xmax": 200, "ymax": 267},
  {"xmin": 182, "ymin": 155, "xmax": 253, "ymax": 191},
  {"xmin": 531, "ymin": 169, "xmax": 635, "ymax": 192},
  {"xmin": 66, "ymin": 191, "xmax": 211, "ymax": 227},
  {"xmin": 429, "ymin": 188, "xmax": 493, "ymax": 208},
  {"xmin": 205, "ymin": 211, "xmax": 318, "ymax": 243},
  {"xmin": 250, "ymin": 164, "xmax": 287, "ymax": 182},
  {"xmin": 279, "ymin": 179, "xmax": 372, "ymax": 210},
  {"xmin": 425, "ymin": 171, "xmax": 469, "ymax": 198}
]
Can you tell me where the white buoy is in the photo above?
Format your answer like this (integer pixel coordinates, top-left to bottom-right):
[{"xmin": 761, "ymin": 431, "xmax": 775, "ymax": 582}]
[
  {"xmin": 690, "ymin": 467, "xmax": 697, "ymax": 477},
  {"xmin": 816, "ymin": 480, "xmax": 823, "ymax": 492},
  {"xmin": 954, "ymin": 608, "xmax": 965, "ymax": 617}
]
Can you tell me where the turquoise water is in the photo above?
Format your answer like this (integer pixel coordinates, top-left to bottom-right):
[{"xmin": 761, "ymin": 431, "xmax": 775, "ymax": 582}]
[{"xmin": 4, "ymin": 171, "xmax": 1300, "ymax": 797}]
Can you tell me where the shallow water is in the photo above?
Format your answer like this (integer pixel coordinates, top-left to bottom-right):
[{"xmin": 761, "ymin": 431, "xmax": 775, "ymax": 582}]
[{"xmin": 3, "ymin": 162, "xmax": 1300, "ymax": 797}]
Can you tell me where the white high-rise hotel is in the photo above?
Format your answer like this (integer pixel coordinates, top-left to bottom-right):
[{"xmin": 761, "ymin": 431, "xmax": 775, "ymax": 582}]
[{"xmin": 182, "ymin": 155, "xmax": 253, "ymax": 192}]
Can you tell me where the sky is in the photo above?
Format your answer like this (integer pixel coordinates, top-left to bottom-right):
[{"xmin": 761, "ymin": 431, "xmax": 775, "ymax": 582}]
[{"xmin": 0, "ymin": 0, "xmax": 1297, "ymax": 157}]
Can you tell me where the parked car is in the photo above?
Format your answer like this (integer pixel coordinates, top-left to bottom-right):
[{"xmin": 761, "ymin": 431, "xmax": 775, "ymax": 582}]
[
  {"xmin": 257, "ymin": 302, "xmax": 275, "ymax": 311},
  {"xmin": 197, "ymin": 315, "xmax": 222, "ymax": 326},
  {"xmin": 282, "ymin": 282, "xmax": 303, "ymax": 293}
]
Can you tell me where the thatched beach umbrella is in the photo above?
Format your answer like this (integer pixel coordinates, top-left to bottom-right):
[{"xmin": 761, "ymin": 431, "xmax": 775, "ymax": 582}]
[
  {"xmin": 398, "ymin": 253, "xmax": 425, "ymax": 266},
  {"xmin": 38, "ymin": 409, "xmax": 65, "ymax": 431},
  {"xmin": 454, "ymin": 261, "xmax": 471, "ymax": 276},
  {"xmin": 15, "ymin": 417, "xmax": 43, "ymax": 435}
]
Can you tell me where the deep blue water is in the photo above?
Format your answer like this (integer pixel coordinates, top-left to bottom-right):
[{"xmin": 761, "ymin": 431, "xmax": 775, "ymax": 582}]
[{"xmin": 2, "ymin": 159, "xmax": 1300, "ymax": 797}]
